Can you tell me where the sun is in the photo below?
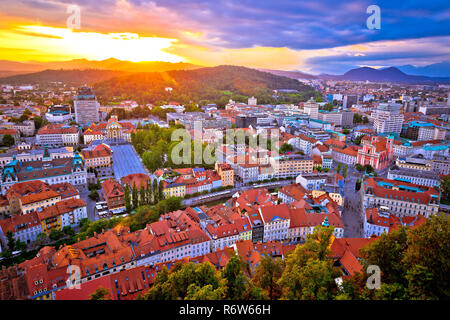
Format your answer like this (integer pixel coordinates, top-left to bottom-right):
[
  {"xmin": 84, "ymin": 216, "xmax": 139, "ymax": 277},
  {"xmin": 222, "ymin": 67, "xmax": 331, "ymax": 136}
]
[{"xmin": 10, "ymin": 25, "xmax": 185, "ymax": 62}]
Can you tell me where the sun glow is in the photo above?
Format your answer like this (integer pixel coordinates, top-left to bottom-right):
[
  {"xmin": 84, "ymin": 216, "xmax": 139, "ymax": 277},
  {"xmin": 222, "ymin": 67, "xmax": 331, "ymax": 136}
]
[{"xmin": 13, "ymin": 25, "xmax": 185, "ymax": 62}]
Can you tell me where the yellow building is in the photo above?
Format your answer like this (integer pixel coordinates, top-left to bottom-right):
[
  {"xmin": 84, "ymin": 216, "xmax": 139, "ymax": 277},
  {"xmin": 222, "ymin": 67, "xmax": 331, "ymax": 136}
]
[
  {"xmin": 39, "ymin": 214, "xmax": 62, "ymax": 235},
  {"xmin": 215, "ymin": 163, "xmax": 234, "ymax": 187},
  {"xmin": 312, "ymin": 190, "xmax": 344, "ymax": 206},
  {"xmin": 19, "ymin": 191, "xmax": 61, "ymax": 215},
  {"xmin": 270, "ymin": 154, "xmax": 314, "ymax": 178},
  {"xmin": 163, "ymin": 183, "xmax": 186, "ymax": 198}
]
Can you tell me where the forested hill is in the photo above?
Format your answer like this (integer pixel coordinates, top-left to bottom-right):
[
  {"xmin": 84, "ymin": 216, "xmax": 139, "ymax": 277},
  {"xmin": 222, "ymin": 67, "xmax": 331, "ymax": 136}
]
[
  {"xmin": 92, "ymin": 65, "xmax": 318, "ymax": 106},
  {"xmin": 0, "ymin": 69, "xmax": 129, "ymax": 85}
]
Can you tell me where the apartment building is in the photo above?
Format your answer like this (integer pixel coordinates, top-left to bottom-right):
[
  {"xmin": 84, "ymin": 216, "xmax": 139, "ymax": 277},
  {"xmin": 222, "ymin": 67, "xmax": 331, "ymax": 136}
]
[
  {"xmin": 0, "ymin": 211, "xmax": 42, "ymax": 245},
  {"xmin": 81, "ymin": 143, "xmax": 113, "ymax": 177},
  {"xmin": 269, "ymin": 154, "xmax": 314, "ymax": 178},
  {"xmin": 362, "ymin": 177, "xmax": 440, "ymax": 218},
  {"xmin": 372, "ymin": 103, "xmax": 404, "ymax": 135},
  {"xmin": 259, "ymin": 204, "xmax": 291, "ymax": 242},
  {"xmin": 387, "ymin": 168, "xmax": 440, "ymax": 188},
  {"xmin": 74, "ymin": 87, "xmax": 100, "ymax": 126},
  {"xmin": 36, "ymin": 124, "xmax": 79, "ymax": 147},
  {"xmin": 101, "ymin": 178, "xmax": 125, "ymax": 210},
  {"xmin": 215, "ymin": 163, "xmax": 234, "ymax": 187},
  {"xmin": 37, "ymin": 198, "xmax": 87, "ymax": 234}
]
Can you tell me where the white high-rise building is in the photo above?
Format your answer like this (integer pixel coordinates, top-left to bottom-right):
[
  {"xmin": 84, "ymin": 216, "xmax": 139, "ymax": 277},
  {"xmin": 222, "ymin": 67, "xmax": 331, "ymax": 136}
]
[
  {"xmin": 303, "ymin": 98, "xmax": 319, "ymax": 120},
  {"xmin": 74, "ymin": 87, "xmax": 100, "ymax": 126},
  {"xmin": 248, "ymin": 96, "xmax": 257, "ymax": 105},
  {"xmin": 372, "ymin": 103, "xmax": 404, "ymax": 135}
]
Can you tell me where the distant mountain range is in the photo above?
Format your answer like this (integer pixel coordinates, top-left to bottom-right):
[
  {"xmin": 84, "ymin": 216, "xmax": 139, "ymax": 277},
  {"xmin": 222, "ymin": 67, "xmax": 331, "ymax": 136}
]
[
  {"xmin": 320, "ymin": 66, "xmax": 450, "ymax": 84},
  {"xmin": 396, "ymin": 61, "xmax": 450, "ymax": 78},
  {"xmin": 1, "ymin": 58, "xmax": 450, "ymax": 86},
  {"xmin": 0, "ymin": 58, "xmax": 201, "ymax": 76}
]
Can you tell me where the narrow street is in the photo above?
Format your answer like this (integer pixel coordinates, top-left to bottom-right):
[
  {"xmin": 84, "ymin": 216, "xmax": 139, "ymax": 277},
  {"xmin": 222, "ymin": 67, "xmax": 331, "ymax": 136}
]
[{"xmin": 341, "ymin": 169, "xmax": 364, "ymax": 237}]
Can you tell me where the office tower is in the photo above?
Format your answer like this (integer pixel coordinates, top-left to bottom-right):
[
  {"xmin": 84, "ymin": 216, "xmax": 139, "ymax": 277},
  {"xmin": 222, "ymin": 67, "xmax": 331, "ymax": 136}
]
[
  {"xmin": 303, "ymin": 98, "xmax": 319, "ymax": 120},
  {"xmin": 74, "ymin": 86, "xmax": 100, "ymax": 126},
  {"xmin": 372, "ymin": 103, "xmax": 404, "ymax": 135}
]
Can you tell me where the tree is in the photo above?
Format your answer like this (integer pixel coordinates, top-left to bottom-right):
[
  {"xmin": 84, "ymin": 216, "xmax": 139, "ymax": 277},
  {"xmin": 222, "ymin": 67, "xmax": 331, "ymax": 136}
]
[
  {"xmin": 62, "ymin": 226, "xmax": 75, "ymax": 237},
  {"xmin": 359, "ymin": 226, "xmax": 408, "ymax": 286},
  {"xmin": 354, "ymin": 134, "xmax": 365, "ymax": 145},
  {"xmin": 278, "ymin": 226, "xmax": 339, "ymax": 299},
  {"xmin": 342, "ymin": 164, "xmax": 348, "ymax": 179},
  {"xmin": 6, "ymin": 231, "xmax": 16, "ymax": 252},
  {"xmin": 152, "ymin": 179, "xmax": 158, "ymax": 203},
  {"xmin": 221, "ymin": 255, "xmax": 248, "ymax": 300},
  {"xmin": 252, "ymin": 254, "xmax": 284, "ymax": 300},
  {"xmin": 146, "ymin": 181, "xmax": 153, "ymax": 205},
  {"xmin": 88, "ymin": 190, "xmax": 99, "ymax": 201},
  {"xmin": 440, "ymin": 175, "xmax": 450, "ymax": 205},
  {"xmin": 89, "ymin": 286, "xmax": 111, "ymax": 300},
  {"xmin": 132, "ymin": 183, "xmax": 139, "ymax": 209},
  {"xmin": 342, "ymin": 129, "xmax": 350, "ymax": 135},
  {"xmin": 158, "ymin": 180, "xmax": 164, "ymax": 202},
  {"xmin": 2, "ymin": 134, "xmax": 15, "ymax": 147},
  {"xmin": 279, "ymin": 143, "xmax": 294, "ymax": 154},
  {"xmin": 49, "ymin": 229, "xmax": 64, "ymax": 241},
  {"xmin": 402, "ymin": 213, "xmax": 450, "ymax": 299},
  {"xmin": 139, "ymin": 185, "xmax": 146, "ymax": 206},
  {"xmin": 124, "ymin": 183, "xmax": 132, "ymax": 212},
  {"xmin": 336, "ymin": 163, "xmax": 342, "ymax": 174}
]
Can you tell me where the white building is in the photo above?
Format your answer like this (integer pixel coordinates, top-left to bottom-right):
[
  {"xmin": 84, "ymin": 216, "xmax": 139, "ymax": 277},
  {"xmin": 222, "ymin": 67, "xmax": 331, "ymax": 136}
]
[
  {"xmin": 259, "ymin": 204, "xmax": 291, "ymax": 242},
  {"xmin": 372, "ymin": 103, "xmax": 404, "ymax": 135}
]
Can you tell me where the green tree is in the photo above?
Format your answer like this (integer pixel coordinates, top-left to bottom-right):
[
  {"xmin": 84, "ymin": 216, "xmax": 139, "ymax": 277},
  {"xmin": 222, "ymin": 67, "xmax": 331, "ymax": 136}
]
[
  {"xmin": 359, "ymin": 226, "xmax": 408, "ymax": 286},
  {"xmin": 49, "ymin": 229, "xmax": 64, "ymax": 241},
  {"xmin": 139, "ymin": 185, "xmax": 146, "ymax": 206},
  {"xmin": 124, "ymin": 183, "xmax": 132, "ymax": 212},
  {"xmin": 402, "ymin": 213, "xmax": 450, "ymax": 299},
  {"xmin": 440, "ymin": 175, "xmax": 450, "ymax": 204},
  {"xmin": 158, "ymin": 180, "xmax": 164, "ymax": 202},
  {"xmin": 336, "ymin": 163, "xmax": 342, "ymax": 174},
  {"xmin": 354, "ymin": 135, "xmax": 364, "ymax": 145},
  {"xmin": 146, "ymin": 181, "xmax": 153, "ymax": 205},
  {"xmin": 89, "ymin": 286, "xmax": 111, "ymax": 300},
  {"xmin": 62, "ymin": 226, "xmax": 75, "ymax": 237},
  {"xmin": 252, "ymin": 254, "xmax": 284, "ymax": 300},
  {"xmin": 152, "ymin": 179, "xmax": 158, "ymax": 203},
  {"xmin": 279, "ymin": 143, "xmax": 294, "ymax": 154},
  {"xmin": 88, "ymin": 190, "xmax": 99, "ymax": 201},
  {"xmin": 278, "ymin": 226, "xmax": 339, "ymax": 299},
  {"xmin": 221, "ymin": 255, "xmax": 248, "ymax": 300},
  {"xmin": 132, "ymin": 183, "xmax": 139, "ymax": 209},
  {"xmin": 342, "ymin": 164, "xmax": 348, "ymax": 179},
  {"xmin": 2, "ymin": 134, "xmax": 15, "ymax": 147}
]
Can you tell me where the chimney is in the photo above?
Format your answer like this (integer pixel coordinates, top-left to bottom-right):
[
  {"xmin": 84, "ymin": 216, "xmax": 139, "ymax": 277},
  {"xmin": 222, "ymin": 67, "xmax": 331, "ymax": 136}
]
[{"xmin": 94, "ymin": 231, "xmax": 97, "ymax": 238}]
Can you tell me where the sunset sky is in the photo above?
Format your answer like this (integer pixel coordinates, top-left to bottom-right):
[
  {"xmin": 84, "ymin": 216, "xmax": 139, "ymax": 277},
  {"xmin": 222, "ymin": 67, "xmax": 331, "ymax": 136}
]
[{"xmin": 0, "ymin": 0, "xmax": 449, "ymax": 74}]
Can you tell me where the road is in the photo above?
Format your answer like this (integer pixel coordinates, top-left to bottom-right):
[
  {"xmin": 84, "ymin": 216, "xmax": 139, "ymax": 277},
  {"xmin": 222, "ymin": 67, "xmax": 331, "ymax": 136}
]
[
  {"xmin": 79, "ymin": 189, "xmax": 98, "ymax": 221},
  {"xmin": 340, "ymin": 166, "xmax": 364, "ymax": 237}
]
